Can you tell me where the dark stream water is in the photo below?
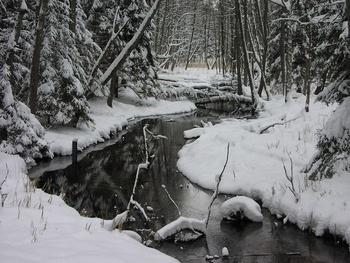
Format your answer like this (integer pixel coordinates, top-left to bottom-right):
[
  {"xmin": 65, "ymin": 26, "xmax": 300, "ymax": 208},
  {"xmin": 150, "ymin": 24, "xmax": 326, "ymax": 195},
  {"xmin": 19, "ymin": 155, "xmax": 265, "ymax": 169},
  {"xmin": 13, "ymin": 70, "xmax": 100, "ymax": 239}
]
[{"xmin": 30, "ymin": 104, "xmax": 350, "ymax": 263}]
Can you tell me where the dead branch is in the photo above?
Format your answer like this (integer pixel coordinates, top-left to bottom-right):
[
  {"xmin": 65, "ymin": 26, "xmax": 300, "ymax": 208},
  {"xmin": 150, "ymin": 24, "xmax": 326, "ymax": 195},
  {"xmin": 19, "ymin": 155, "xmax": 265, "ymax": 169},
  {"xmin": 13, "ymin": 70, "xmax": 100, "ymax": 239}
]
[
  {"xmin": 206, "ymin": 143, "xmax": 230, "ymax": 228},
  {"xmin": 259, "ymin": 116, "xmax": 301, "ymax": 134}
]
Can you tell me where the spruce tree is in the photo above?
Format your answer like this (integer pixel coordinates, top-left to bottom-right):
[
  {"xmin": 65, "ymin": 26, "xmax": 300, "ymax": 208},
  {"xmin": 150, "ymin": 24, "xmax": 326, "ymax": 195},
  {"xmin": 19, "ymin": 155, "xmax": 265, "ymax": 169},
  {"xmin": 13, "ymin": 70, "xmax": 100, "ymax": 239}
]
[
  {"xmin": 117, "ymin": 0, "xmax": 159, "ymax": 97},
  {"xmin": 36, "ymin": 0, "xmax": 93, "ymax": 127},
  {"xmin": 306, "ymin": 1, "xmax": 350, "ymax": 179},
  {"xmin": 0, "ymin": 0, "xmax": 52, "ymax": 165}
]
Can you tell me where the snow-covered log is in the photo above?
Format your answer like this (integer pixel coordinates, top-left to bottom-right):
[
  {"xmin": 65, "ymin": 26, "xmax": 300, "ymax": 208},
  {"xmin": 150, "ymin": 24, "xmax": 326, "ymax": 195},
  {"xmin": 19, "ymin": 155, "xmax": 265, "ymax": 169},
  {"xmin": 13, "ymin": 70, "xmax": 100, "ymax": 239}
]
[
  {"xmin": 221, "ymin": 196, "xmax": 263, "ymax": 222},
  {"xmin": 154, "ymin": 217, "xmax": 206, "ymax": 241}
]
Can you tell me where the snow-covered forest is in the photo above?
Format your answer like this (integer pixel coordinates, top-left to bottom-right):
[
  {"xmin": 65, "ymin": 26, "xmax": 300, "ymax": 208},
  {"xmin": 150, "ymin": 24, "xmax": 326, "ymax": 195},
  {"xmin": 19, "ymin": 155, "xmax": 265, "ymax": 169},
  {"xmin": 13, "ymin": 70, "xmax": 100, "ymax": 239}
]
[
  {"xmin": 0, "ymin": 0, "xmax": 350, "ymax": 262},
  {"xmin": 1, "ymin": 0, "xmax": 349, "ymax": 172}
]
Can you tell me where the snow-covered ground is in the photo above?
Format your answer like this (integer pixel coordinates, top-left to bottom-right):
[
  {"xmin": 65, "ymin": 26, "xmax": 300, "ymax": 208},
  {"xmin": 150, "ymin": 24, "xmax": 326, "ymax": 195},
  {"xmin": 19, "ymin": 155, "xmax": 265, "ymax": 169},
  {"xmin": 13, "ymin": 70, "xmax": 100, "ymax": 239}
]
[
  {"xmin": 0, "ymin": 88, "xmax": 197, "ymax": 263},
  {"xmin": 46, "ymin": 87, "xmax": 196, "ymax": 156},
  {"xmin": 176, "ymin": 78, "xmax": 350, "ymax": 245},
  {"xmin": 1, "ymin": 67, "xmax": 348, "ymax": 263}
]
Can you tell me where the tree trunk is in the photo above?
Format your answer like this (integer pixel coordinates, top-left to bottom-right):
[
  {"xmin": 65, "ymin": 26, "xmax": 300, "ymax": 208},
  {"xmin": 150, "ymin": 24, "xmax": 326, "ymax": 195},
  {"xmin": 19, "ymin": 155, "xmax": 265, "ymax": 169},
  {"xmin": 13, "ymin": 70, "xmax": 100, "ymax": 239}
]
[
  {"xmin": 69, "ymin": 0, "xmax": 77, "ymax": 34},
  {"xmin": 29, "ymin": 0, "xmax": 49, "ymax": 114},
  {"xmin": 230, "ymin": 10, "xmax": 235, "ymax": 74},
  {"xmin": 280, "ymin": 19, "xmax": 287, "ymax": 102},
  {"xmin": 257, "ymin": 0, "xmax": 269, "ymax": 100},
  {"xmin": 99, "ymin": 0, "xmax": 160, "ymax": 86},
  {"xmin": 204, "ymin": 17, "xmax": 210, "ymax": 70},
  {"xmin": 304, "ymin": 0, "xmax": 312, "ymax": 112},
  {"xmin": 185, "ymin": 1, "xmax": 197, "ymax": 70},
  {"xmin": 347, "ymin": 0, "xmax": 350, "ymax": 44},
  {"xmin": 88, "ymin": 12, "xmax": 130, "ymax": 88},
  {"xmin": 243, "ymin": 0, "xmax": 249, "ymax": 87},
  {"xmin": 235, "ymin": 0, "xmax": 243, "ymax": 95},
  {"xmin": 219, "ymin": 0, "xmax": 225, "ymax": 75},
  {"xmin": 236, "ymin": 0, "xmax": 256, "ymax": 112},
  {"xmin": 157, "ymin": 0, "xmax": 168, "ymax": 54},
  {"xmin": 107, "ymin": 69, "xmax": 117, "ymax": 108}
]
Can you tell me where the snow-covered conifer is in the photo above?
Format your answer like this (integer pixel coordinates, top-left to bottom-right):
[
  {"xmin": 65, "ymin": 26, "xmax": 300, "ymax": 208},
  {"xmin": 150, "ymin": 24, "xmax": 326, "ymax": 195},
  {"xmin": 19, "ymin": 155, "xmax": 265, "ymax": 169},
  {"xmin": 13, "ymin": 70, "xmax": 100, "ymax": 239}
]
[
  {"xmin": 0, "ymin": 65, "xmax": 52, "ymax": 165},
  {"xmin": 306, "ymin": 1, "xmax": 350, "ymax": 179},
  {"xmin": 36, "ymin": 0, "xmax": 93, "ymax": 126},
  {"xmin": 117, "ymin": 0, "xmax": 159, "ymax": 97}
]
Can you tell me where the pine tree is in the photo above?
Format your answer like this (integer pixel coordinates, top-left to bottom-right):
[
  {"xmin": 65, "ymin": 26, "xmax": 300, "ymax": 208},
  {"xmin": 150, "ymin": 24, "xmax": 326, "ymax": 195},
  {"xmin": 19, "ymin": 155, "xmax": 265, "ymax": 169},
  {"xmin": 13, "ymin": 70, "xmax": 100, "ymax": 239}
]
[
  {"xmin": 0, "ymin": 66, "xmax": 52, "ymax": 165},
  {"xmin": 0, "ymin": 0, "xmax": 52, "ymax": 165},
  {"xmin": 84, "ymin": 0, "xmax": 118, "ymax": 97},
  {"xmin": 114, "ymin": 0, "xmax": 159, "ymax": 97},
  {"xmin": 36, "ymin": 0, "xmax": 93, "ymax": 127}
]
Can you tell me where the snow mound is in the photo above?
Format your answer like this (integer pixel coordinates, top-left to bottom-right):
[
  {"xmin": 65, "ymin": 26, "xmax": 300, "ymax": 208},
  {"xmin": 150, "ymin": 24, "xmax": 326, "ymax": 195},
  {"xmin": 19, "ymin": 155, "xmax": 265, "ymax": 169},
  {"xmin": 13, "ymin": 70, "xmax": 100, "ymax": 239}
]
[
  {"xmin": 154, "ymin": 216, "xmax": 206, "ymax": 241},
  {"xmin": 221, "ymin": 196, "xmax": 263, "ymax": 222}
]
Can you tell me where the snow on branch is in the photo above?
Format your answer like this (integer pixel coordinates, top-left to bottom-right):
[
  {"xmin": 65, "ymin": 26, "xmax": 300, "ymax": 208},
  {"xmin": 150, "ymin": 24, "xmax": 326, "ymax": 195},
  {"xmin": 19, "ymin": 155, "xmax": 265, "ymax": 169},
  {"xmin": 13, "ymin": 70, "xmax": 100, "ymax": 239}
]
[
  {"xmin": 272, "ymin": 17, "xmax": 311, "ymax": 26},
  {"xmin": 258, "ymin": 115, "xmax": 301, "ymax": 134},
  {"xmin": 154, "ymin": 143, "xmax": 231, "ymax": 241},
  {"xmin": 98, "ymin": 0, "xmax": 161, "ymax": 86},
  {"xmin": 268, "ymin": 0, "xmax": 291, "ymax": 11},
  {"xmin": 104, "ymin": 124, "xmax": 167, "ymax": 230},
  {"xmin": 88, "ymin": 9, "xmax": 130, "ymax": 87},
  {"xmin": 162, "ymin": 185, "xmax": 181, "ymax": 217}
]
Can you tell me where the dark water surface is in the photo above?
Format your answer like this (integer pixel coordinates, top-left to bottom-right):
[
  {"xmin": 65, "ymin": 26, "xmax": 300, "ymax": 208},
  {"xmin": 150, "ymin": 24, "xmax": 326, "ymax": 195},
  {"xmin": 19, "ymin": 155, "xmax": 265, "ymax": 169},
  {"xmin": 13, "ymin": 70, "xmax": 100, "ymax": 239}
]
[{"xmin": 30, "ymin": 105, "xmax": 350, "ymax": 263}]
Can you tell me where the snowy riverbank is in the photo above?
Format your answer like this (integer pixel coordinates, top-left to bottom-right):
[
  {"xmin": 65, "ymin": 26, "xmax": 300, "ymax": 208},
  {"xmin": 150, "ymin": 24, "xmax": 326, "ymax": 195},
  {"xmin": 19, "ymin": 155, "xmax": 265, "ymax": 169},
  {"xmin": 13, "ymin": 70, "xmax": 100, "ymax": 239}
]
[
  {"xmin": 177, "ymin": 92, "xmax": 350, "ymax": 246},
  {"xmin": 0, "ymin": 90, "xmax": 197, "ymax": 263},
  {"xmin": 46, "ymin": 88, "xmax": 196, "ymax": 156}
]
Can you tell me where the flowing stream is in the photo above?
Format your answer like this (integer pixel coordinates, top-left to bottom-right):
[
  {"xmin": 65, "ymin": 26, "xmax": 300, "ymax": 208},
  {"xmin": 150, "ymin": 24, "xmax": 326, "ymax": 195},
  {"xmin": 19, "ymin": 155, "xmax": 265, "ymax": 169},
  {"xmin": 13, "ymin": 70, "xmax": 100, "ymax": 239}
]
[{"xmin": 30, "ymin": 103, "xmax": 350, "ymax": 263}]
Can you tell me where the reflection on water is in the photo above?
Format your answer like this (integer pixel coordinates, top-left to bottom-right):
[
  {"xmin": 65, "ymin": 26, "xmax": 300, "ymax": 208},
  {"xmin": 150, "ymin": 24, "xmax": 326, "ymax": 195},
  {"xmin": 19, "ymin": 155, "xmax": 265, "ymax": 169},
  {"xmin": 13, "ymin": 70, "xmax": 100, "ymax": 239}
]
[{"xmin": 33, "ymin": 104, "xmax": 350, "ymax": 263}]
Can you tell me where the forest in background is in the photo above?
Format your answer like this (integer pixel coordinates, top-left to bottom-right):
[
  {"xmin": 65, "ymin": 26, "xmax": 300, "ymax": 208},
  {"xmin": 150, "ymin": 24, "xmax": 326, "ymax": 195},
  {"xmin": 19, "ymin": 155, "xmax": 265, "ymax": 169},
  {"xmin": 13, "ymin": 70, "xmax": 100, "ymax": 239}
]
[{"xmin": 0, "ymin": 0, "xmax": 349, "ymax": 179}]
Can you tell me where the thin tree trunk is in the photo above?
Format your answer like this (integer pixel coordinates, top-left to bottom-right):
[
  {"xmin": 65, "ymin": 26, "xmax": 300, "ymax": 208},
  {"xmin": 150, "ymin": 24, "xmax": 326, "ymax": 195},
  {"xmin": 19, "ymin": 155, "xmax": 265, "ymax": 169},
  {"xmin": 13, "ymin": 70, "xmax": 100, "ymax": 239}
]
[
  {"xmin": 280, "ymin": 19, "xmax": 287, "ymax": 102},
  {"xmin": 185, "ymin": 2, "xmax": 197, "ymax": 70},
  {"xmin": 99, "ymin": 0, "xmax": 160, "ymax": 86},
  {"xmin": 230, "ymin": 11, "xmax": 235, "ymax": 74},
  {"xmin": 243, "ymin": 0, "xmax": 249, "ymax": 87},
  {"xmin": 235, "ymin": 0, "xmax": 243, "ymax": 95},
  {"xmin": 88, "ymin": 9, "xmax": 129, "ymax": 88},
  {"xmin": 29, "ymin": 0, "xmax": 49, "ymax": 114},
  {"xmin": 157, "ymin": 0, "xmax": 168, "ymax": 54},
  {"xmin": 69, "ymin": 0, "xmax": 77, "ymax": 34},
  {"xmin": 304, "ymin": 0, "xmax": 311, "ymax": 112},
  {"xmin": 107, "ymin": 69, "xmax": 117, "ymax": 107},
  {"xmin": 257, "ymin": 0, "xmax": 269, "ymax": 100},
  {"xmin": 219, "ymin": 0, "xmax": 225, "ymax": 75},
  {"xmin": 347, "ymin": 0, "xmax": 350, "ymax": 44},
  {"xmin": 204, "ymin": 18, "xmax": 210, "ymax": 69},
  {"xmin": 237, "ymin": 0, "xmax": 256, "ymax": 112}
]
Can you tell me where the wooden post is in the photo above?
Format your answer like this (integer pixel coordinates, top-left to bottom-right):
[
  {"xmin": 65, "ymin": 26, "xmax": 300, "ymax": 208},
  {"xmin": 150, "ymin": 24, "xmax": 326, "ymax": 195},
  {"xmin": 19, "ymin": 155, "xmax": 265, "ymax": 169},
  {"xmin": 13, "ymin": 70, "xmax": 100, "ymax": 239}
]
[{"xmin": 72, "ymin": 139, "xmax": 78, "ymax": 164}]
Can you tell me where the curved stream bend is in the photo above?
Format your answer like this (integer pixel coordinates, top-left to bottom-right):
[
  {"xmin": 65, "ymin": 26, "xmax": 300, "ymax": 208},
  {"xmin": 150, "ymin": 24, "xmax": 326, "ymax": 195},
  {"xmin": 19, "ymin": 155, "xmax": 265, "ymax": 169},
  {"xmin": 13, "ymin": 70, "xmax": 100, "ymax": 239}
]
[{"xmin": 31, "ymin": 106, "xmax": 350, "ymax": 263}]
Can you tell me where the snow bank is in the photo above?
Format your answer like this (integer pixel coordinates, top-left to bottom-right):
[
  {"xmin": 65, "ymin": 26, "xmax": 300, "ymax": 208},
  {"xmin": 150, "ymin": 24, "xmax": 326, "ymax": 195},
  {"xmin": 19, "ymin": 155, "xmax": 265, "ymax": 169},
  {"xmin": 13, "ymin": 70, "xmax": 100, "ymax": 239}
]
[
  {"xmin": 0, "ymin": 152, "xmax": 179, "ymax": 263},
  {"xmin": 46, "ymin": 88, "xmax": 196, "ymax": 155},
  {"xmin": 0, "ymin": 91, "xmax": 196, "ymax": 263},
  {"xmin": 177, "ymin": 94, "xmax": 350, "ymax": 244},
  {"xmin": 221, "ymin": 196, "xmax": 263, "ymax": 222}
]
